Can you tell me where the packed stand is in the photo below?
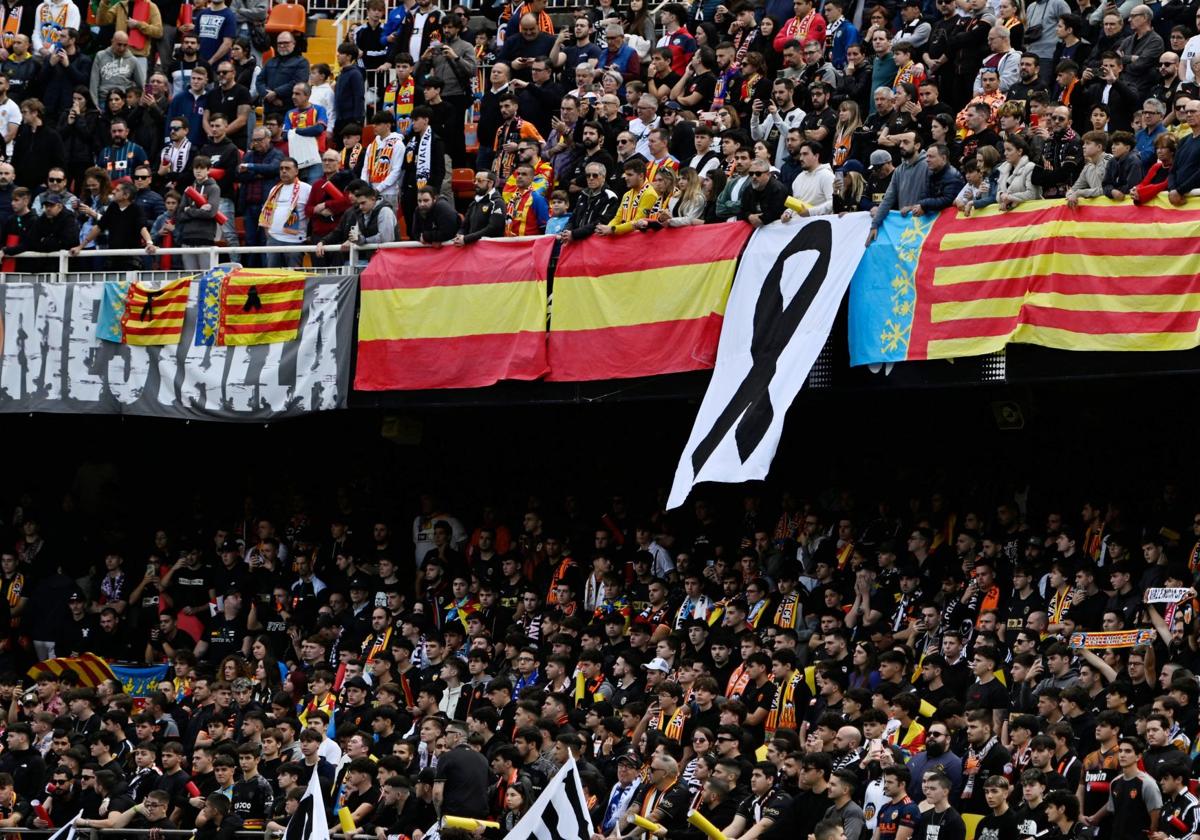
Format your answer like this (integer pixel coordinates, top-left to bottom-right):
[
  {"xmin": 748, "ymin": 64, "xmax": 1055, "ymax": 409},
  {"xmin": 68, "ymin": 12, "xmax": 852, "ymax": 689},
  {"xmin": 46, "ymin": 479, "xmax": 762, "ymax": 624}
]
[
  {"xmin": 2, "ymin": 0, "xmax": 1198, "ymax": 268},
  {"xmin": 0, "ymin": 486, "xmax": 1197, "ymax": 840}
]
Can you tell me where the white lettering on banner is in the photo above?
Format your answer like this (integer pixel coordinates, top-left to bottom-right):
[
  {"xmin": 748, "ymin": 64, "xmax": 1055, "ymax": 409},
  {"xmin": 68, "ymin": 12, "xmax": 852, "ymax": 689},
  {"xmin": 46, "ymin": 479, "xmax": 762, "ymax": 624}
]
[
  {"xmin": 667, "ymin": 214, "xmax": 872, "ymax": 509},
  {"xmin": 0, "ymin": 277, "xmax": 355, "ymax": 420}
]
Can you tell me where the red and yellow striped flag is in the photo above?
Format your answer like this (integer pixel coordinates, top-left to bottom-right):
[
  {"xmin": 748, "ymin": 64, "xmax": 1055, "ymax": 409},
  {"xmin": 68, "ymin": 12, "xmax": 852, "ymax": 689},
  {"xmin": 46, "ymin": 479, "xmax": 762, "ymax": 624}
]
[
  {"xmin": 355, "ymin": 239, "xmax": 553, "ymax": 390},
  {"xmin": 908, "ymin": 198, "xmax": 1200, "ymax": 358},
  {"xmin": 547, "ymin": 225, "xmax": 753, "ymax": 381},
  {"xmin": 27, "ymin": 652, "xmax": 116, "ymax": 687},
  {"xmin": 121, "ymin": 277, "xmax": 190, "ymax": 345},
  {"xmin": 218, "ymin": 269, "xmax": 307, "ymax": 346}
]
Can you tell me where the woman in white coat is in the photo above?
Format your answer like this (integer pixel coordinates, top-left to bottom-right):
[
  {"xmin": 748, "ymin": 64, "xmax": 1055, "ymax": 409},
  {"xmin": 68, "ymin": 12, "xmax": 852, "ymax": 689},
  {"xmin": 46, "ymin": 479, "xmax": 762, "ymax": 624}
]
[{"xmin": 996, "ymin": 135, "xmax": 1042, "ymax": 210}]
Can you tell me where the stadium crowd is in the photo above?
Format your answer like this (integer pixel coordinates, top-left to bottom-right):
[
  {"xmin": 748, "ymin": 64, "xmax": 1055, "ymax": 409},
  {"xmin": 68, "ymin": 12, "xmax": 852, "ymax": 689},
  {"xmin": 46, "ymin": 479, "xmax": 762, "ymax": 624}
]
[
  {"xmin": 2, "ymin": 0, "xmax": 1200, "ymax": 265},
  {"xmin": 0, "ymin": 485, "xmax": 1196, "ymax": 840}
]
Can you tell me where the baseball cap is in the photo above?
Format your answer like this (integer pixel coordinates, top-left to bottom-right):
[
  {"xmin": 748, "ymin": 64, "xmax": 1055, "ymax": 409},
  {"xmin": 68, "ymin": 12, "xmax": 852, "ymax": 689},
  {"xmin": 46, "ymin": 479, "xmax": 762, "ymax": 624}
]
[
  {"xmin": 616, "ymin": 750, "xmax": 640, "ymax": 766},
  {"xmin": 42, "ymin": 193, "xmax": 63, "ymax": 205},
  {"xmin": 344, "ymin": 676, "xmax": 371, "ymax": 691},
  {"xmin": 869, "ymin": 149, "xmax": 892, "ymax": 168},
  {"xmin": 642, "ymin": 657, "xmax": 671, "ymax": 673}
]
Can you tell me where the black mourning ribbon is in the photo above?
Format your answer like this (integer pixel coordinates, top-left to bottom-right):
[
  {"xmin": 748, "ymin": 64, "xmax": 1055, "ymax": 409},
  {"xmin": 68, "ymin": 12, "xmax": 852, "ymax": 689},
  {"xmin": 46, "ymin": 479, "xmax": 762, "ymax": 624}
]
[
  {"xmin": 139, "ymin": 289, "xmax": 163, "ymax": 321},
  {"xmin": 690, "ymin": 220, "xmax": 833, "ymax": 475},
  {"xmin": 244, "ymin": 285, "xmax": 263, "ymax": 311}
]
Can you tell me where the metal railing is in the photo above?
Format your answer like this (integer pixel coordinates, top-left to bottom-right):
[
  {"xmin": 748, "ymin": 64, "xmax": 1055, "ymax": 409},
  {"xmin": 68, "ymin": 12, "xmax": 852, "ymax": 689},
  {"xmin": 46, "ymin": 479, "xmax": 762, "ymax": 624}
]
[
  {"xmin": 1, "ymin": 236, "xmax": 552, "ymax": 278},
  {"xmin": 334, "ymin": 0, "xmax": 365, "ymax": 49},
  {"xmin": 0, "ymin": 829, "xmax": 279, "ymax": 840}
]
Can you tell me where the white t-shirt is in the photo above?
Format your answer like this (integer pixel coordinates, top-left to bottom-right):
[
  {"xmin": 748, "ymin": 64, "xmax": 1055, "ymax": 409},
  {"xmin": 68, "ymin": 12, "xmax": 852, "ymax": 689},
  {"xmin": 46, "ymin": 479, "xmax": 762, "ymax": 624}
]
[
  {"xmin": 0, "ymin": 99, "xmax": 22, "ymax": 157},
  {"xmin": 265, "ymin": 181, "xmax": 312, "ymax": 242},
  {"xmin": 1182, "ymin": 33, "xmax": 1200, "ymax": 83},
  {"xmin": 408, "ymin": 10, "xmax": 432, "ymax": 64},
  {"xmin": 311, "ymin": 82, "xmax": 336, "ymax": 129}
]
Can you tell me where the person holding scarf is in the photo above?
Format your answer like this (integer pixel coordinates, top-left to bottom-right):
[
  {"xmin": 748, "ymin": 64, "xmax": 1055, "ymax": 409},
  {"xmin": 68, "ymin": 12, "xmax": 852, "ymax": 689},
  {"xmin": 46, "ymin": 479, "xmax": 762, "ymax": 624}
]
[
  {"xmin": 774, "ymin": 0, "xmax": 826, "ymax": 54},
  {"xmin": 284, "ymin": 82, "xmax": 328, "ymax": 184},
  {"xmin": 503, "ymin": 163, "xmax": 547, "ymax": 236},
  {"xmin": 362, "ymin": 110, "xmax": 406, "ymax": 208},
  {"xmin": 764, "ymin": 650, "xmax": 808, "ymax": 738},
  {"xmin": 597, "ymin": 158, "xmax": 659, "ymax": 235},
  {"xmin": 257, "ymin": 156, "xmax": 311, "ymax": 267},
  {"xmin": 400, "ymin": 105, "xmax": 445, "ymax": 234},
  {"xmin": 491, "ymin": 92, "xmax": 543, "ymax": 182}
]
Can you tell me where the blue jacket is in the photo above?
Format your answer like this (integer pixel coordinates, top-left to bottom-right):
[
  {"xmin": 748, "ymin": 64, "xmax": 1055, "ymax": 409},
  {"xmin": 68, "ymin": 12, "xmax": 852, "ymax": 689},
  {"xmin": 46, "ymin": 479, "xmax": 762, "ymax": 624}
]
[
  {"xmin": 256, "ymin": 52, "xmax": 310, "ymax": 103},
  {"xmin": 1168, "ymin": 133, "xmax": 1200, "ymax": 194},
  {"xmin": 828, "ymin": 19, "xmax": 859, "ymax": 70},
  {"xmin": 382, "ymin": 5, "xmax": 407, "ymax": 42},
  {"xmin": 1135, "ymin": 123, "xmax": 1164, "ymax": 169},
  {"xmin": 919, "ymin": 163, "xmax": 965, "ymax": 212},
  {"xmin": 165, "ymin": 90, "xmax": 207, "ymax": 145},
  {"xmin": 333, "ymin": 64, "xmax": 365, "ymax": 130}
]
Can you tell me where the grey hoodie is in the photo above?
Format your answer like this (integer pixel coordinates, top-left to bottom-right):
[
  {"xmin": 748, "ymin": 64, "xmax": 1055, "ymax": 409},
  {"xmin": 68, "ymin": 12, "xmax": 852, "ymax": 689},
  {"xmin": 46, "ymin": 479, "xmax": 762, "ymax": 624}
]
[
  {"xmin": 1071, "ymin": 152, "xmax": 1112, "ymax": 197},
  {"xmin": 89, "ymin": 48, "xmax": 144, "ymax": 106},
  {"xmin": 872, "ymin": 150, "xmax": 929, "ymax": 229}
]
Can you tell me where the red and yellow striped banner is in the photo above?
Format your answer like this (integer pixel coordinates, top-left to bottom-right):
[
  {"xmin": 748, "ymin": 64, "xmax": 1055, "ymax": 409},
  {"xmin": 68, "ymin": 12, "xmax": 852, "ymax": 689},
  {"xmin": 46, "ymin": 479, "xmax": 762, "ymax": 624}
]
[
  {"xmin": 27, "ymin": 652, "xmax": 116, "ymax": 687},
  {"xmin": 910, "ymin": 197, "xmax": 1200, "ymax": 358},
  {"xmin": 218, "ymin": 269, "xmax": 307, "ymax": 346},
  {"xmin": 355, "ymin": 239, "xmax": 554, "ymax": 390},
  {"xmin": 547, "ymin": 225, "xmax": 752, "ymax": 381},
  {"xmin": 122, "ymin": 277, "xmax": 190, "ymax": 345},
  {"xmin": 850, "ymin": 197, "xmax": 1200, "ymax": 365}
]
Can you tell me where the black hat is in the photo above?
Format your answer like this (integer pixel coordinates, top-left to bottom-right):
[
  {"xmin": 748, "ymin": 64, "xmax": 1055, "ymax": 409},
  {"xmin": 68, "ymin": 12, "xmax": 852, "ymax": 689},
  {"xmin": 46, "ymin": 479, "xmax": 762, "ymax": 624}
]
[
  {"xmin": 219, "ymin": 539, "xmax": 240, "ymax": 553},
  {"xmin": 348, "ymin": 576, "xmax": 372, "ymax": 591},
  {"xmin": 344, "ymin": 676, "xmax": 371, "ymax": 691},
  {"xmin": 898, "ymin": 565, "xmax": 921, "ymax": 579},
  {"xmin": 616, "ymin": 750, "xmax": 640, "ymax": 766},
  {"xmin": 224, "ymin": 584, "xmax": 243, "ymax": 597},
  {"xmin": 67, "ymin": 591, "xmax": 85, "ymax": 602}
]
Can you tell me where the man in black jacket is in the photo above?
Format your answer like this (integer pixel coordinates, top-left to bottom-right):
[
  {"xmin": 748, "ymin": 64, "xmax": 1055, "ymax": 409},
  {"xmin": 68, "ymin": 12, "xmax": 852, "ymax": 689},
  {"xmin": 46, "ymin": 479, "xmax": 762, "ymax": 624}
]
[
  {"xmin": 410, "ymin": 187, "xmax": 458, "ymax": 243},
  {"xmin": 740, "ymin": 160, "xmax": 789, "ymax": 226},
  {"xmin": 401, "ymin": 106, "xmax": 446, "ymax": 233},
  {"xmin": 563, "ymin": 161, "xmax": 619, "ymax": 240},
  {"xmin": 454, "ymin": 170, "xmax": 506, "ymax": 244}
]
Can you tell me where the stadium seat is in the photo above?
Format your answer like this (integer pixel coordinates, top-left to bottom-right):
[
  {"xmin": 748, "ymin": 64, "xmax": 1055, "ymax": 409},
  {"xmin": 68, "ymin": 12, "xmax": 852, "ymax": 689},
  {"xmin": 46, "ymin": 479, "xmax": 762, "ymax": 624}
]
[
  {"xmin": 452, "ymin": 168, "xmax": 475, "ymax": 200},
  {"xmin": 265, "ymin": 1, "xmax": 306, "ymax": 36}
]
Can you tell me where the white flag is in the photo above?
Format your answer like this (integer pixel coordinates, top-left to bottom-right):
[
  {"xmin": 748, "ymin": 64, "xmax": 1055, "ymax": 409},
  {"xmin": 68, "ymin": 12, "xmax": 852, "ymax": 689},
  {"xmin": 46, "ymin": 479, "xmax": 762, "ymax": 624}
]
[
  {"xmin": 503, "ymin": 756, "xmax": 594, "ymax": 840},
  {"xmin": 284, "ymin": 766, "xmax": 330, "ymax": 840},
  {"xmin": 668, "ymin": 215, "xmax": 871, "ymax": 509},
  {"xmin": 45, "ymin": 810, "xmax": 82, "ymax": 840}
]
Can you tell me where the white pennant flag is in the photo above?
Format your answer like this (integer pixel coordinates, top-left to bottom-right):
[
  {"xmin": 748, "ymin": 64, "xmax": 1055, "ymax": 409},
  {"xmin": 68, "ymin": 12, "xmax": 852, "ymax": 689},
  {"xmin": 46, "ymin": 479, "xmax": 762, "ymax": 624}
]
[
  {"xmin": 503, "ymin": 756, "xmax": 594, "ymax": 840},
  {"xmin": 45, "ymin": 810, "xmax": 83, "ymax": 840},
  {"xmin": 283, "ymin": 767, "xmax": 330, "ymax": 840}
]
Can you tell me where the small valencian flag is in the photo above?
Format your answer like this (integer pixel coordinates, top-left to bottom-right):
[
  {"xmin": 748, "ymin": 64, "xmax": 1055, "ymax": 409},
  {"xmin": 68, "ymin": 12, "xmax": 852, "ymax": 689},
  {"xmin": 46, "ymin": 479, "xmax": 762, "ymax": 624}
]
[
  {"xmin": 218, "ymin": 269, "xmax": 307, "ymax": 346},
  {"xmin": 97, "ymin": 277, "xmax": 191, "ymax": 345},
  {"xmin": 193, "ymin": 263, "xmax": 242, "ymax": 346}
]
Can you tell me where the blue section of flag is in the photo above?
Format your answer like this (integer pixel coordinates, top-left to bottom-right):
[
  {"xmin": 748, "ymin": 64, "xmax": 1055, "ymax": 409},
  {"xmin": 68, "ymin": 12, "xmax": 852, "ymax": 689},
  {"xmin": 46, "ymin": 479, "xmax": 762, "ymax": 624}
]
[
  {"xmin": 96, "ymin": 279, "xmax": 131, "ymax": 344},
  {"xmin": 109, "ymin": 663, "xmax": 169, "ymax": 698},
  {"xmin": 847, "ymin": 212, "xmax": 934, "ymax": 367},
  {"xmin": 193, "ymin": 263, "xmax": 242, "ymax": 346}
]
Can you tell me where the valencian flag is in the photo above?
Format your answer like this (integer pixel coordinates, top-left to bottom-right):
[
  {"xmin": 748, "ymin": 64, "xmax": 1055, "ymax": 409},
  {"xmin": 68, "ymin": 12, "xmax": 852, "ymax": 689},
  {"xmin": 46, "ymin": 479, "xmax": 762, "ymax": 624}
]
[
  {"xmin": 218, "ymin": 268, "xmax": 307, "ymax": 345},
  {"xmin": 97, "ymin": 277, "xmax": 191, "ymax": 345},
  {"xmin": 27, "ymin": 653, "xmax": 116, "ymax": 687},
  {"xmin": 355, "ymin": 238, "xmax": 554, "ymax": 390},
  {"xmin": 850, "ymin": 196, "xmax": 1200, "ymax": 365},
  {"xmin": 547, "ymin": 225, "xmax": 753, "ymax": 382},
  {"xmin": 193, "ymin": 263, "xmax": 243, "ymax": 346}
]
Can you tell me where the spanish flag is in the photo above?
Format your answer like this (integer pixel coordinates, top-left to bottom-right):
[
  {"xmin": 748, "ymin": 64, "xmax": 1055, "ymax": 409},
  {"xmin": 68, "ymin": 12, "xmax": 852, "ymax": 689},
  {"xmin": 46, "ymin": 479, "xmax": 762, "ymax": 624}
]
[
  {"xmin": 98, "ymin": 277, "xmax": 191, "ymax": 345},
  {"xmin": 218, "ymin": 269, "xmax": 306, "ymax": 345},
  {"xmin": 355, "ymin": 239, "xmax": 553, "ymax": 391},
  {"xmin": 28, "ymin": 653, "xmax": 116, "ymax": 687},
  {"xmin": 547, "ymin": 225, "xmax": 752, "ymax": 381}
]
